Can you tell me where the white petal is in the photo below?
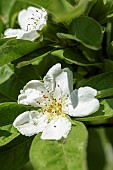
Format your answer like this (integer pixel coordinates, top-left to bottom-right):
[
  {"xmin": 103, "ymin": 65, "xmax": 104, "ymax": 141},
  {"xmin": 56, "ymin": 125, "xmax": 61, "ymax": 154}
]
[
  {"xmin": 13, "ymin": 111, "xmax": 48, "ymax": 136},
  {"xmin": 27, "ymin": 7, "xmax": 47, "ymax": 30},
  {"xmin": 43, "ymin": 63, "xmax": 61, "ymax": 92},
  {"xmin": 4, "ymin": 28, "xmax": 24, "ymax": 38},
  {"xmin": 44, "ymin": 64, "xmax": 73, "ymax": 99},
  {"xmin": 20, "ymin": 30, "xmax": 39, "ymax": 41},
  {"xmin": 68, "ymin": 87, "xmax": 100, "ymax": 117},
  {"xmin": 18, "ymin": 80, "xmax": 50, "ymax": 107},
  {"xmin": 28, "ymin": 6, "xmax": 47, "ymax": 19},
  {"xmin": 18, "ymin": 6, "xmax": 47, "ymax": 31},
  {"xmin": 54, "ymin": 67, "xmax": 73, "ymax": 99},
  {"xmin": 41, "ymin": 117, "xmax": 71, "ymax": 140},
  {"xmin": 18, "ymin": 9, "xmax": 31, "ymax": 31}
]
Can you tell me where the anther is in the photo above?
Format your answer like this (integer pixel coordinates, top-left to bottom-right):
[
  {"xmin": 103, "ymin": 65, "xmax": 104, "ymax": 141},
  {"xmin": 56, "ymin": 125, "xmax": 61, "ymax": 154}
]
[{"xmin": 43, "ymin": 95, "xmax": 48, "ymax": 99}]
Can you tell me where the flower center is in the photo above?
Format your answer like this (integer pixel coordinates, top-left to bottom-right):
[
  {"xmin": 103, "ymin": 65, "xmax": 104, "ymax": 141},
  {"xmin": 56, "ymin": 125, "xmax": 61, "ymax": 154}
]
[{"xmin": 43, "ymin": 96, "xmax": 65, "ymax": 119}]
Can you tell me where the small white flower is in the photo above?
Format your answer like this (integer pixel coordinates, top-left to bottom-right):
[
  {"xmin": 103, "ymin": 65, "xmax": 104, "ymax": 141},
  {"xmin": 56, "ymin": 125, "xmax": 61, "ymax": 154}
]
[
  {"xmin": 4, "ymin": 6, "xmax": 47, "ymax": 41},
  {"xmin": 13, "ymin": 63, "xmax": 99, "ymax": 140},
  {"xmin": 18, "ymin": 6, "xmax": 47, "ymax": 32}
]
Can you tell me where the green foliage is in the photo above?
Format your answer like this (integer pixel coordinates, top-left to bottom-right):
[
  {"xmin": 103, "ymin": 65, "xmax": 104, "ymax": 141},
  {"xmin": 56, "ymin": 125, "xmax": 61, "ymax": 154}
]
[
  {"xmin": 87, "ymin": 129, "xmax": 106, "ymax": 170},
  {"xmin": 0, "ymin": 102, "xmax": 34, "ymax": 126},
  {"xmin": 0, "ymin": 0, "xmax": 17, "ymax": 24},
  {"xmin": 0, "ymin": 39, "xmax": 40, "ymax": 66},
  {"xmin": 0, "ymin": 0, "xmax": 113, "ymax": 169},
  {"xmin": 30, "ymin": 122, "xmax": 88, "ymax": 170},
  {"xmin": 0, "ymin": 102, "xmax": 34, "ymax": 146},
  {"xmin": 0, "ymin": 124, "xmax": 19, "ymax": 146},
  {"xmin": 57, "ymin": 16, "xmax": 103, "ymax": 50},
  {"xmin": 0, "ymin": 135, "xmax": 34, "ymax": 170},
  {"xmin": 69, "ymin": 16, "xmax": 103, "ymax": 50}
]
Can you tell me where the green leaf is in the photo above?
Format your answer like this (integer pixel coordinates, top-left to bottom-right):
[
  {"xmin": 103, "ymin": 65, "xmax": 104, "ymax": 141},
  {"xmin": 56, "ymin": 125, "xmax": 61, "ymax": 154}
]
[
  {"xmin": 20, "ymin": 162, "xmax": 34, "ymax": 170},
  {"xmin": 30, "ymin": 122, "xmax": 88, "ymax": 170},
  {"xmin": 89, "ymin": 0, "xmax": 113, "ymax": 24},
  {"xmin": 0, "ymin": 64, "xmax": 23, "ymax": 102},
  {"xmin": 104, "ymin": 59, "xmax": 113, "ymax": 72},
  {"xmin": 0, "ymin": 63, "xmax": 43, "ymax": 103},
  {"xmin": 105, "ymin": 127, "xmax": 113, "ymax": 146},
  {"xmin": 0, "ymin": 17, "xmax": 5, "ymax": 35},
  {"xmin": 16, "ymin": 49, "xmax": 69, "ymax": 77},
  {"xmin": 96, "ymin": 88, "xmax": 113, "ymax": 99},
  {"xmin": 75, "ymin": 99, "xmax": 113, "ymax": 121},
  {"xmin": 0, "ymin": 102, "xmax": 34, "ymax": 146},
  {"xmin": 0, "ymin": 0, "xmax": 17, "ymax": 23},
  {"xmin": 0, "ymin": 124, "xmax": 19, "ymax": 146},
  {"xmin": 69, "ymin": 16, "xmax": 103, "ymax": 50},
  {"xmin": 80, "ymin": 71, "xmax": 113, "ymax": 90},
  {"xmin": 88, "ymin": 128, "xmax": 113, "ymax": 170},
  {"xmin": 63, "ymin": 48, "xmax": 102, "ymax": 66},
  {"xmin": 0, "ymin": 39, "xmax": 40, "ymax": 66},
  {"xmin": 0, "ymin": 135, "xmax": 34, "ymax": 170},
  {"xmin": 107, "ymin": 41, "xmax": 113, "ymax": 60},
  {"xmin": 0, "ymin": 64, "xmax": 14, "ymax": 85},
  {"xmin": 87, "ymin": 129, "xmax": 106, "ymax": 170},
  {"xmin": 0, "ymin": 102, "xmax": 33, "ymax": 126}
]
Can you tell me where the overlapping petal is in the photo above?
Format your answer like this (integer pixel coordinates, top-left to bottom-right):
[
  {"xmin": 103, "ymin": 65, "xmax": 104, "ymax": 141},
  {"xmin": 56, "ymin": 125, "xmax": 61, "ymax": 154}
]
[
  {"xmin": 44, "ymin": 63, "xmax": 73, "ymax": 99},
  {"xmin": 18, "ymin": 80, "xmax": 50, "ymax": 107},
  {"xmin": 19, "ymin": 30, "xmax": 39, "ymax": 41}
]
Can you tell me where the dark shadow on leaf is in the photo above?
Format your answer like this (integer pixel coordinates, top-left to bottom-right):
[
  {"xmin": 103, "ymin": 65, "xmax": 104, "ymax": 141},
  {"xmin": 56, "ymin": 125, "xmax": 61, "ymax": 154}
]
[
  {"xmin": 87, "ymin": 129, "xmax": 106, "ymax": 170},
  {"xmin": 0, "ymin": 130, "xmax": 11, "ymax": 137},
  {"xmin": 105, "ymin": 99, "xmax": 113, "ymax": 109}
]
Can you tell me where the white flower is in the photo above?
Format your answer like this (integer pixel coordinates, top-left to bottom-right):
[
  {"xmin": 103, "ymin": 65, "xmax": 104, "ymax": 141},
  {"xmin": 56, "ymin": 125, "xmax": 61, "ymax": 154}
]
[
  {"xmin": 18, "ymin": 6, "xmax": 47, "ymax": 32},
  {"xmin": 13, "ymin": 63, "xmax": 99, "ymax": 140},
  {"xmin": 4, "ymin": 6, "xmax": 47, "ymax": 41}
]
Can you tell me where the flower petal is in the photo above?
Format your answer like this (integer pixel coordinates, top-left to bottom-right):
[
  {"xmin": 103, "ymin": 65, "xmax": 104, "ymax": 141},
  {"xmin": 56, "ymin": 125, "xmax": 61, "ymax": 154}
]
[
  {"xmin": 44, "ymin": 64, "xmax": 73, "ymax": 99},
  {"xmin": 18, "ymin": 80, "xmax": 50, "ymax": 107},
  {"xmin": 27, "ymin": 6, "xmax": 47, "ymax": 30},
  {"xmin": 18, "ymin": 6, "xmax": 47, "ymax": 31},
  {"xmin": 68, "ymin": 87, "xmax": 100, "ymax": 117},
  {"xmin": 18, "ymin": 9, "xmax": 32, "ymax": 31},
  {"xmin": 13, "ymin": 111, "xmax": 48, "ymax": 136},
  {"xmin": 20, "ymin": 30, "xmax": 39, "ymax": 41},
  {"xmin": 41, "ymin": 117, "xmax": 71, "ymax": 140},
  {"xmin": 4, "ymin": 28, "xmax": 24, "ymax": 38}
]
